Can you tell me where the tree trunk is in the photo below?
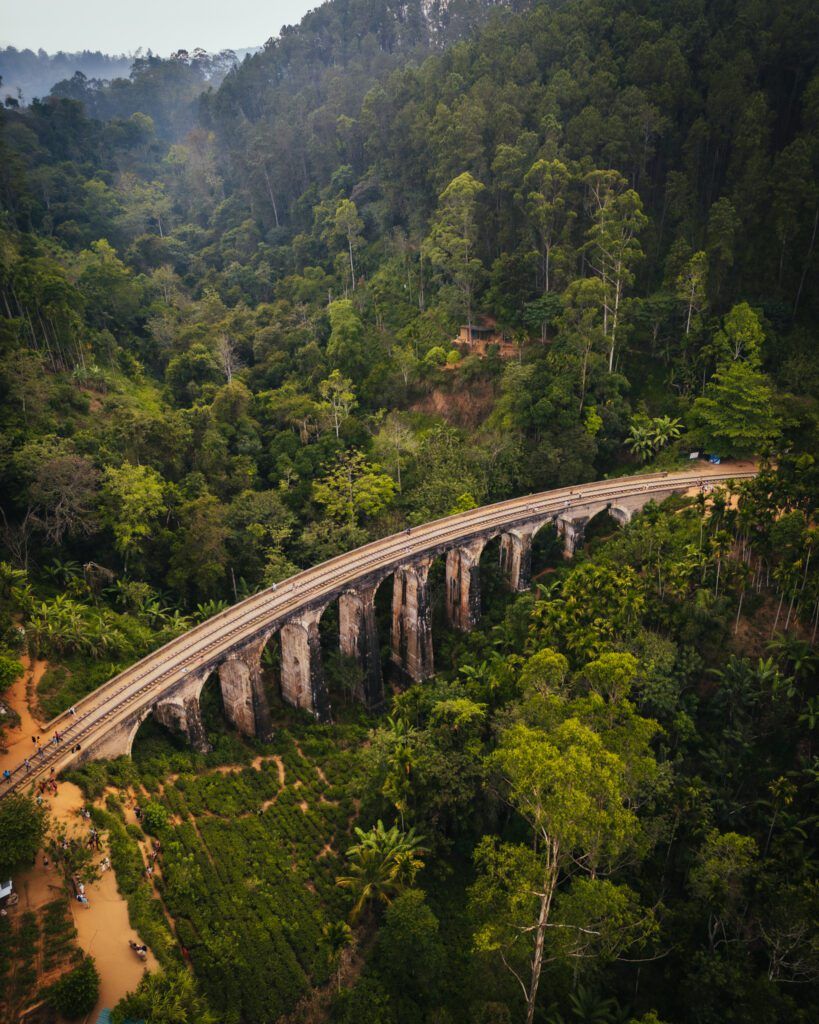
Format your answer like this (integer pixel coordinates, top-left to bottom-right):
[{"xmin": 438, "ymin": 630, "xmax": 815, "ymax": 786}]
[
  {"xmin": 771, "ymin": 591, "xmax": 784, "ymax": 638},
  {"xmin": 262, "ymin": 165, "xmax": 280, "ymax": 227},
  {"xmin": 525, "ymin": 844, "xmax": 558, "ymax": 1024},
  {"xmin": 793, "ymin": 205, "xmax": 818, "ymax": 314}
]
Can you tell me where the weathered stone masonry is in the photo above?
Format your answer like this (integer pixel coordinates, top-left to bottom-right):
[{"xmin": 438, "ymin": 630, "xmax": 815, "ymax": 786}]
[{"xmin": 43, "ymin": 476, "xmax": 723, "ymax": 775}]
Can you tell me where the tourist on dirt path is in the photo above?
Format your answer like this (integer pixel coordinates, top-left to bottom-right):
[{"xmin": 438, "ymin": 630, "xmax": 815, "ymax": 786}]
[{"xmin": 2, "ymin": 769, "xmax": 11, "ymax": 783}]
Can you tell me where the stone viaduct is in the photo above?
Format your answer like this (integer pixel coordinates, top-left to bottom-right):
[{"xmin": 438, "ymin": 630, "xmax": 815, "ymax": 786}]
[{"xmin": 1, "ymin": 466, "xmax": 756, "ymax": 797}]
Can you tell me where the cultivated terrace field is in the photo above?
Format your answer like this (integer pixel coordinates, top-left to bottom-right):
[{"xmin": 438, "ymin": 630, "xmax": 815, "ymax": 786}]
[{"xmin": 69, "ymin": 721, "xmax": 366, "ymax": 1022}]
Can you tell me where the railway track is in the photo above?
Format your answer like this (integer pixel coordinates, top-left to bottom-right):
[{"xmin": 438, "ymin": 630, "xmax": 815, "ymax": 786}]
[{"xmin": 1, "ymin": 465, "xmax": 757, "ymax": 797}]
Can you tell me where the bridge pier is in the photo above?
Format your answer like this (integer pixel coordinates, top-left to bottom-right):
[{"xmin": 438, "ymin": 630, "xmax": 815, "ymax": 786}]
[
  {"xmin": 218, "ymin": 638, "xmax": 274, "ymax": 741},
  {"xmin": 391, "ymin": 558, "xmax": 434, "ymax": 681},
  {"xmin": 556, "ymin": 515, "xmax": 585, "ymax": 558},
  {"xmin": 339, "ymin": 585, "xmax": 384, "ymax": 710},
  {"xmin": 445, "ymin": 538, "xmax": 486, "ymax": 631},
  {"xmin": 280, "ymin": 608, "xmax": 331, "ymax": 721},
  {"xmin": 153, "ymin": 696, "xmax": 212, "ymax": 753},
  {"xmin": 500, "ymin": 527, "xmax": 535, "ymax": 591}
]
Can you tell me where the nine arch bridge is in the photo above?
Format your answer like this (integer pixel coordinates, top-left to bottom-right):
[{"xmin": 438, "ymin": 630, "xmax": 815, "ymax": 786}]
[{"xmin": 1, "ymin": 465, "xmax": 756, "ymax": 797}]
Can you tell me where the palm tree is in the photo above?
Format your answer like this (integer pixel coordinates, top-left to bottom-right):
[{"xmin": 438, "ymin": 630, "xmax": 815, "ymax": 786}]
[
  {"xmin": 648, "ymin": 415, "xmax": 682, "ymax": 452},
  {"xmin": 546, "ymin": 985, "xmax": 623, "ymax": 1024},
  {"xmin": 336, "ymin": 820, "xmax": 426, "ymax": 922},
  {"xmin": 625, "ymin": 421, "xmax": 654, "ymax": 462},
  {"xmin": 767, "ymin": 634, "xmax": 817, "ymax": 682},
  {"xmin": 322, "ymin": 921, "xmax": 353, "ymax": 991},
  {"xmin": 43, "ymin": 558, "xmax": 82, "ymax": 586},
  {"xmin": 194, "ymin": 599, "xmax": 230, "ymax": 622}
]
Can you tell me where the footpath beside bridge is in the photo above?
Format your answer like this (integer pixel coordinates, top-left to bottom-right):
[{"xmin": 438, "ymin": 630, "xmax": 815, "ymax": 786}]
[{"xmin": 1, "ymin": 465, "xmax": 757, "ymax": 796}]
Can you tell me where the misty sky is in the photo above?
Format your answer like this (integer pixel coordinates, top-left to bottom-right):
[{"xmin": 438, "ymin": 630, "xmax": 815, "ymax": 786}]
[{"xmin": 0, "ymin": 0, "xmax": 318, "ymax": 55}]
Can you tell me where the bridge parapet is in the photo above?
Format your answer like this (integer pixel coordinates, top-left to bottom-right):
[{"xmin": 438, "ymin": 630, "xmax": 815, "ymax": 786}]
[{"xmin": 0, "ymin": 466, "xmax": 758, "ymax": 795}]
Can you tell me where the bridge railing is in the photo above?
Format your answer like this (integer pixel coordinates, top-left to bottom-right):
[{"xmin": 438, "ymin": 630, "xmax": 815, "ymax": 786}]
[{"xmin": 1, "ymin": 466, "xmax": 758, "ymax": 797}]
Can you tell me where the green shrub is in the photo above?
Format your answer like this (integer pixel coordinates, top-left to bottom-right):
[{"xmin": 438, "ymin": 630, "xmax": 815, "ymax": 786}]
[
  {"xmin": 66, "ymin": 761, "xmax": 110, "ymax": 800},
  {"xmin": 46, "ymin": 956, "xmax": 100, "ymax": 1019},
  {"xmin": 331, "ymin": 975, "xmax": 396, "ymax": 1024},
  {"xmin": 0, "ymin": 651, "xmax": 22, "ymax": 691},
  {"xmin": 142, "ymin": 800, "xmax": 169, "ymax": 833},
  {"xmin": 0, "ymin": 795, "xmax": 47, "ymax": 878}
]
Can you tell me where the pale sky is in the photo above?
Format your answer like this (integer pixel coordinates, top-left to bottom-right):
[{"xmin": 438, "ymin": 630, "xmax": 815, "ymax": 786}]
[{"xmin": 0, "ymin": 0, "xmax": 319, "ymax": 55}]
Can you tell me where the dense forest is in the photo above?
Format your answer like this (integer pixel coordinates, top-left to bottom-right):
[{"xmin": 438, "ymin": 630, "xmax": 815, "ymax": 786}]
[{"xmin": 0, "ymin": 0, "xmax": 817, "ymax": 1021}]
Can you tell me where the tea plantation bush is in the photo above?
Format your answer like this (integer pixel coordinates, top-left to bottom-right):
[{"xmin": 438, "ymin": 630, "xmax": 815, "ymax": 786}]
[
  {"xmin": 83, "ymin": 724, "xmax": 367, "ymax": 1023},
  {"xmin": 46, "ymin": 956, "xmax": 100, "ymax": 1019}
]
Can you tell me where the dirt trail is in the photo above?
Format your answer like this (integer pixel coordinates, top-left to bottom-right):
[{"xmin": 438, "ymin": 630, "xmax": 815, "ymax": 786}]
[
  {"xmin": 12, "ymin": 781, "xmax": 158, "ymax": 1016},
  {"xmin": 0, "ymin": 655, "xmax": 49, "ymax": 774},
  {"xmin": 3, "ymin": 661, "xmax": 157, "ymax": 1015},
  {"xmin": 72, "ymin": 860, "xmax": 159, "ymax": 1014}
]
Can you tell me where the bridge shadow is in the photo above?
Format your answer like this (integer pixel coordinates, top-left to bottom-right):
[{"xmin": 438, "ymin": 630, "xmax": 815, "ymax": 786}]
[
  {"xmin": 532, "ymin": 521, "xmax": 564, "ymax": 570},
  {"xmin": 131, "ymin": 673, "xmax": 227, "ymax": 763},
  {"xmin": 582, "ymin": 508, "xmax": 626, "ymax": 552}
]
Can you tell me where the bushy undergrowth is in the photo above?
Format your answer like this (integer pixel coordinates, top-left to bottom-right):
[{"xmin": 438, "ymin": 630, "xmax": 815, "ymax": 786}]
[
  {"xmin": 89, "ymin": 803, "xmax": 176, "ymax": 966},
  {"xmin": 74, "ymin": 724, "xmax": 366, "ymax": 1023}
]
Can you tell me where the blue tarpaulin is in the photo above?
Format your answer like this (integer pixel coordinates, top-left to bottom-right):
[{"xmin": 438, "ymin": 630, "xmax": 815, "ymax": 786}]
[{"xmin": 95, "ymin": 1012, "xmax": 144, "ymax": 1024}]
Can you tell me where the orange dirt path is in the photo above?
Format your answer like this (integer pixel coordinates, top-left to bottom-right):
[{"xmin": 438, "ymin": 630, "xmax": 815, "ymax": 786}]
[
  {"xmin": 0, "ymin": 655, "xmax": 50, "ymax": 774},
  {"xmin": 3, "ymin": 659, "xmax": 158, "ymax": 1016}
]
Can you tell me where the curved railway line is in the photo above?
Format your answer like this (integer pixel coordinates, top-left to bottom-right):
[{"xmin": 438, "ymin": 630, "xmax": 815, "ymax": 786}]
[{"xmin": 1, "ymin": 464, "xmax": 757, "ymax": 797}]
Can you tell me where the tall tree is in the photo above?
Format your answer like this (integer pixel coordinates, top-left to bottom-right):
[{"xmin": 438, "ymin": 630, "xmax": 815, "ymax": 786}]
[
  {"xmin": 329, "ymin": 197, "xmax": 365, "ymax": 294},
  {"xmin": 423, "ymin": 172, "xmax": 486, "ymax": 333},
  {"xmin": 472, "ymin": 699, "xmax": 657, "ymax": 1024},
  {"xmin": 522, "ymin": 158, "xmax": 573, "ymax": 293},
  {"xmin": 583, "ymin": 170, "xmax": 647, "ymax": 372}
]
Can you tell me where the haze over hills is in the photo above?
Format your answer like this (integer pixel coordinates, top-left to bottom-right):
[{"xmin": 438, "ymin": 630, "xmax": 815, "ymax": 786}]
[
  {"xmin": 0, "ymin": 0, "xmax": 514, "ymax": 105},
  {"xmin": 0, "ymin": 45, "xmax": 263, "ymax": 106}
]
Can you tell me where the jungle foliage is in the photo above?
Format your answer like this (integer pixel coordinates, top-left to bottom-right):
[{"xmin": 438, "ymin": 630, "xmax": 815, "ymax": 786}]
[{"xmin": 1, "ymin": 0, "xmax": 818, "ymax": 1021}]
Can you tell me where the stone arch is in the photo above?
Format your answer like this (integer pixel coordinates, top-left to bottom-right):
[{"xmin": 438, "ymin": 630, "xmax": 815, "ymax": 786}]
[
  {"xmin": 337, "ymin": 574, "xmax": 391, "ymax": 711},
  {"xmin": 121, "ymin": 705, "xmax": 158, "ymax": 759},
  {"xmin": 391, "ymin": 556, "xmax": 435, "ymax": 682},
  {"xmin": 562, "ymin": 502, "xmax": 632, "ymax": 557},
  {"xmin": 445, "ymin": 536, "xmax": 488, "ymax": 631},
  {"xmin": 217, "ymin": 630, "xmax": 277, "ymax": 740},
  {"xmin": 607, "ymin": 505, "xmax": 632, "ymax": 527}
]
